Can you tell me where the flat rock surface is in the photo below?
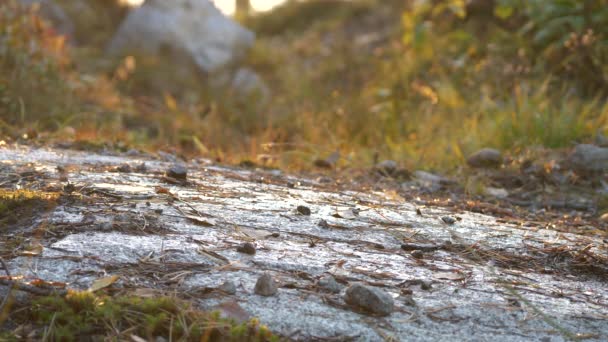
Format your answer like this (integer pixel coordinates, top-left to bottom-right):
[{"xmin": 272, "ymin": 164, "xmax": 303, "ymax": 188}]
[{"xmin": 1, "ymin": 144, "xmax": 607, "ymax": 341}]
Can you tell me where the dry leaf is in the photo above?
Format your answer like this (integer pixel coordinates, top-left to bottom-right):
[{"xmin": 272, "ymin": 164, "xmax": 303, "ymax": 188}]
[
  {"xmin": 130, "ymin": 335, "xmax": 148, "ymax": 342},
  {"xmin": 88, "ymin": 275, "xmax": 120, "ymax": 292},
  {"xmin": 20, "ymin": 244, "xmax": 43, "ymax": 257},
  {"xmin": 186, "ymin": 215, "xmax": 216, "ymax": 226},
  {"xmin": 332, "ymin": 208, "xmax": 359, "ymax": 220}
]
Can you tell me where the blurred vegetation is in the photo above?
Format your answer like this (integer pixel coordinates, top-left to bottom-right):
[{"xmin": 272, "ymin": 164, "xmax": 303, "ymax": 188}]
[
  {"xmin": 4, "ymin": 291, "xmax": 277, "ymax": 341},
  {"xmin": 0, "ymin": 0, "xmax": 607, "ymax": 172}
]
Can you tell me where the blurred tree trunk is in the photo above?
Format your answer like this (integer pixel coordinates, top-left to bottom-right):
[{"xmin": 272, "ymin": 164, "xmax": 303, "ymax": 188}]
[{"xmin": 236, "ymin": 0, "xmax": 251, "ymax": 20}]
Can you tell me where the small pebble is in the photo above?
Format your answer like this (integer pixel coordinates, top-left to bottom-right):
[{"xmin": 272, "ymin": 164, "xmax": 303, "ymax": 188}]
[
  {"xmin": 441, "ymin": 216, "xmax": 457, "ymax": 225},
  {"xmin": 115, "ymin": 164, "xmax": 132, "ymax": 173},
  {"xmin": 402, "ymin": 295, "xmax": 417, "ymax": 307},
  {"xmin": 318, "ymin": 275, "xmax": 343, "ymax": 293},
  {"xmin": 410, "ymin": 250, "xmax": 424, "ymax": 259},
  {"xmin": 420, "ymin": 280, "xmax": 432, "ymax": 290},
  {"xmin": 318, "ymin": 219, "xmax": 330, "ymax": 228},
  {"xmin": 236, "ymin": 242, "xmax": 256, "ymax": 255},
  {"xmin": 154, "ymin": 209, "xmax": 163, "ymax": 214},
  {"xmin": 166, "ymin": 165, "xmax": 187, "ymax": 180},
  {"xmin": 344, "ymin": 284, "xmax": 394, "ymax": 316},
  {"xmin": 466, "ymin": 148, "xmax": 502, "ymax": 168},
  {"xmin": 254, "ymin": 273, "xmax": 278, "ymax": 296},
  {"xmin": 400, "ymin": 288, "xmax": 413, "ymax": 295},
  {"xmin": 218, "ymin": 280, "xmax": 237, "ymax": 295},
  {"xmin": 297, "ymin": 205, "xmax": 311, "ymax": 216}
]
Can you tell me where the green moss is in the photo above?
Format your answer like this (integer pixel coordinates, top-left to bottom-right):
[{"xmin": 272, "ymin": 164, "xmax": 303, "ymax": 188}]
[
  {"xmin": 8, "ymin": 292, "xmax": 278, "ymax": 341},
  {"xmin": 0, "ymin": 189, "xmax": 59, "ymax": 228}
]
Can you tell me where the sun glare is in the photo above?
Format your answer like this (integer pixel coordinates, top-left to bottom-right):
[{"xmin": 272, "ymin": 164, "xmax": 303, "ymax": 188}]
[{"xmin": 124, "ymin": 0, "xmax": 285, "ymax": 15}]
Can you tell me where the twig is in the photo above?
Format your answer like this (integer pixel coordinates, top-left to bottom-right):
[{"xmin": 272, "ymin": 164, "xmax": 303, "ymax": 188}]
[{"xmin": 0, "ymin": 279, "xmax": 67, "ymax": 296}]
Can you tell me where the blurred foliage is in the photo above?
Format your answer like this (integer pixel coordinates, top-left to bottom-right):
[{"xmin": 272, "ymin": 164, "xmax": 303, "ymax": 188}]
[
  {"xmin": 55, "ymin": 0, "xmax": 128, "ymax": 46},
  {"xmin": 245, "ymin": 0, "xmax": 375, "ymax": 35},
  {"xmin": 6, "ymin": 291, "xmax": 277, "ymax": 341},
  {"xmin": 0, "ymin": 0, "xmax": 74, "ymax": 129},
  {"xmin": 1, "ymin": 0, "xmax": 607, "ymax": 172}
]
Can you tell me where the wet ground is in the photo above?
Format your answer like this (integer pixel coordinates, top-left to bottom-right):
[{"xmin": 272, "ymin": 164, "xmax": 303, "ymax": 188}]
[{"xmin": 1, "ymin": 144, "xmax": 607, "ymax": 341}]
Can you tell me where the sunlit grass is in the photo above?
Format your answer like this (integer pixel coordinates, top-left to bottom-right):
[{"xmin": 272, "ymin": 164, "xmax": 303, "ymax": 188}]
[{"xmin": 2, "ymin": 0, "xmax": 607, "ymax": 174}]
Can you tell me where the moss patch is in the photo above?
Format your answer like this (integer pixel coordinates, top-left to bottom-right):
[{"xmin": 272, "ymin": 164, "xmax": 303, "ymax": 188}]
[
  {"xmin": 0, "ymin": 189, "xmax": 59, "ymax": 229},
  {"xmin": 6, "ymin": 291, "xmax": 277, "ymax": 341}
]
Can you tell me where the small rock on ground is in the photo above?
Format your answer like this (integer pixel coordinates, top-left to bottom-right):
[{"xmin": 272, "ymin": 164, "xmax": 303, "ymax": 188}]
[
  {"xmin": 318, "ymin": 275, "xmax": 343, "ymax": 293},
  {"xmin": 376, "ymin": 160, "xmax": 398, "ymax": 174},
  {"xmin": 236, "ymin": 242, "xmax": 256, "ymax": 255},
  {"xmin": 466, "ymin": 148, "xmax": 502, "ymax": 168},
  {"xmin": 254, "ymin": 273, "xmax": 278, "ymax": 296},
  {"xmin": 166, "ymin": 165, "xmax": 188, "ymax": 180},
  {"xmin": 218, "ymin": 280, "xmax": 237, "ymax": 295},
  {"xmin": 344, "ymin": 284, "xmax": 394, "ymax": 316},
  {"xmin": 568, "ymin": 144, "xmax": 608, "ymax": 172},
  {"xmin": 441, "ymin": 216, "xmax": 457, "ymax": 225},
  {"xmin": 297, "ymin": 205, "xmax": 311, "ymax": 216}
]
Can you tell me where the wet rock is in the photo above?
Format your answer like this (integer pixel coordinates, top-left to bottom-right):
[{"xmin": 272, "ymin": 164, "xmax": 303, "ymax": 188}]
[
  {"xmin": 218, "ymin": 280, "xmax": 237, "ymax": 295},
  {"xmin": 166, "ymin": 165, "xmax": 187, "ymax": 180},
  {"xmin": 568, "ymin": 144, "xmax": 608, "ymax": 172},
  {"xmin": 254, "ymin": 273, "xmax": 278, "ymax": 296},
  {"xmin": 236, "ymin": 242, "xmax": 256, "ymax": 255},
  {"xmin": 297, "ymin": 205, "xmax": 311, "ymax": 216},
  {"xmin": 318, "ymin": 275, "xmax": 343, "ymax": 294},
  {"xmin": 441, "ymin": 216, "xmax": 457, "ymax": 225},
  {"xmin": 107, "ymin": 0, "xmax": 254, "ymax": 74},
  {"xmin": 344, "ymin": 284, "xmax": 394, "ymax": 316},
  {"xmin": 466, "ymin": 148, "xmax": 502, "ymax": 168}
]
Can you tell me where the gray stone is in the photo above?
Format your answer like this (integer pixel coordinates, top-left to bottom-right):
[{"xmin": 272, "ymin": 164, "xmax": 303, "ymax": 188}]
[
  {"xmin": 107, "ymin": 0, "xmax": 254, "ymax": 74},
  {"xmin": 376, "ymin": 160, "xmax": 398, "ymax": 174},
  {"xmin": 441, "ymin": 216, "xmax": 457, "ymax": 225},
  {"xmin": 254, "ymin": 273, "xmax": 277, "ymax": 296},
  {"xmin": 236, "ymin": 242, "xmax": 256, "ymax": 255},
  {"xmin": 568, "ymin": 144, "xmax": 608, "ymax": 172},
  {"xmin": 466, "ymin": 148, "xmax": 502, "ymax": 168},
  {"xmin": 297, "ymin": 205, "xmax": 311, "ymax": 216},
  {"xmin": 218, "ymin": 280, "xmax": 237, "ymax": 295},
  {"xmin": 344, "ymin": 284, "xmax": 394, "ymax": 316},
  {"xmin": 166, "ymin": 165, "xmax": 187, "ymax": 180},
  {"xmin": 318, "ymin": 275, "xmax": 343, "ymax": 293}
]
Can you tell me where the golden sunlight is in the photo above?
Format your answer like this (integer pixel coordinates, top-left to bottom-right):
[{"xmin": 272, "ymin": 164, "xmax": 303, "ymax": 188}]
[{"xmin": 124, "ymin": 0, "xmax": 285, "ymax": 14}]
